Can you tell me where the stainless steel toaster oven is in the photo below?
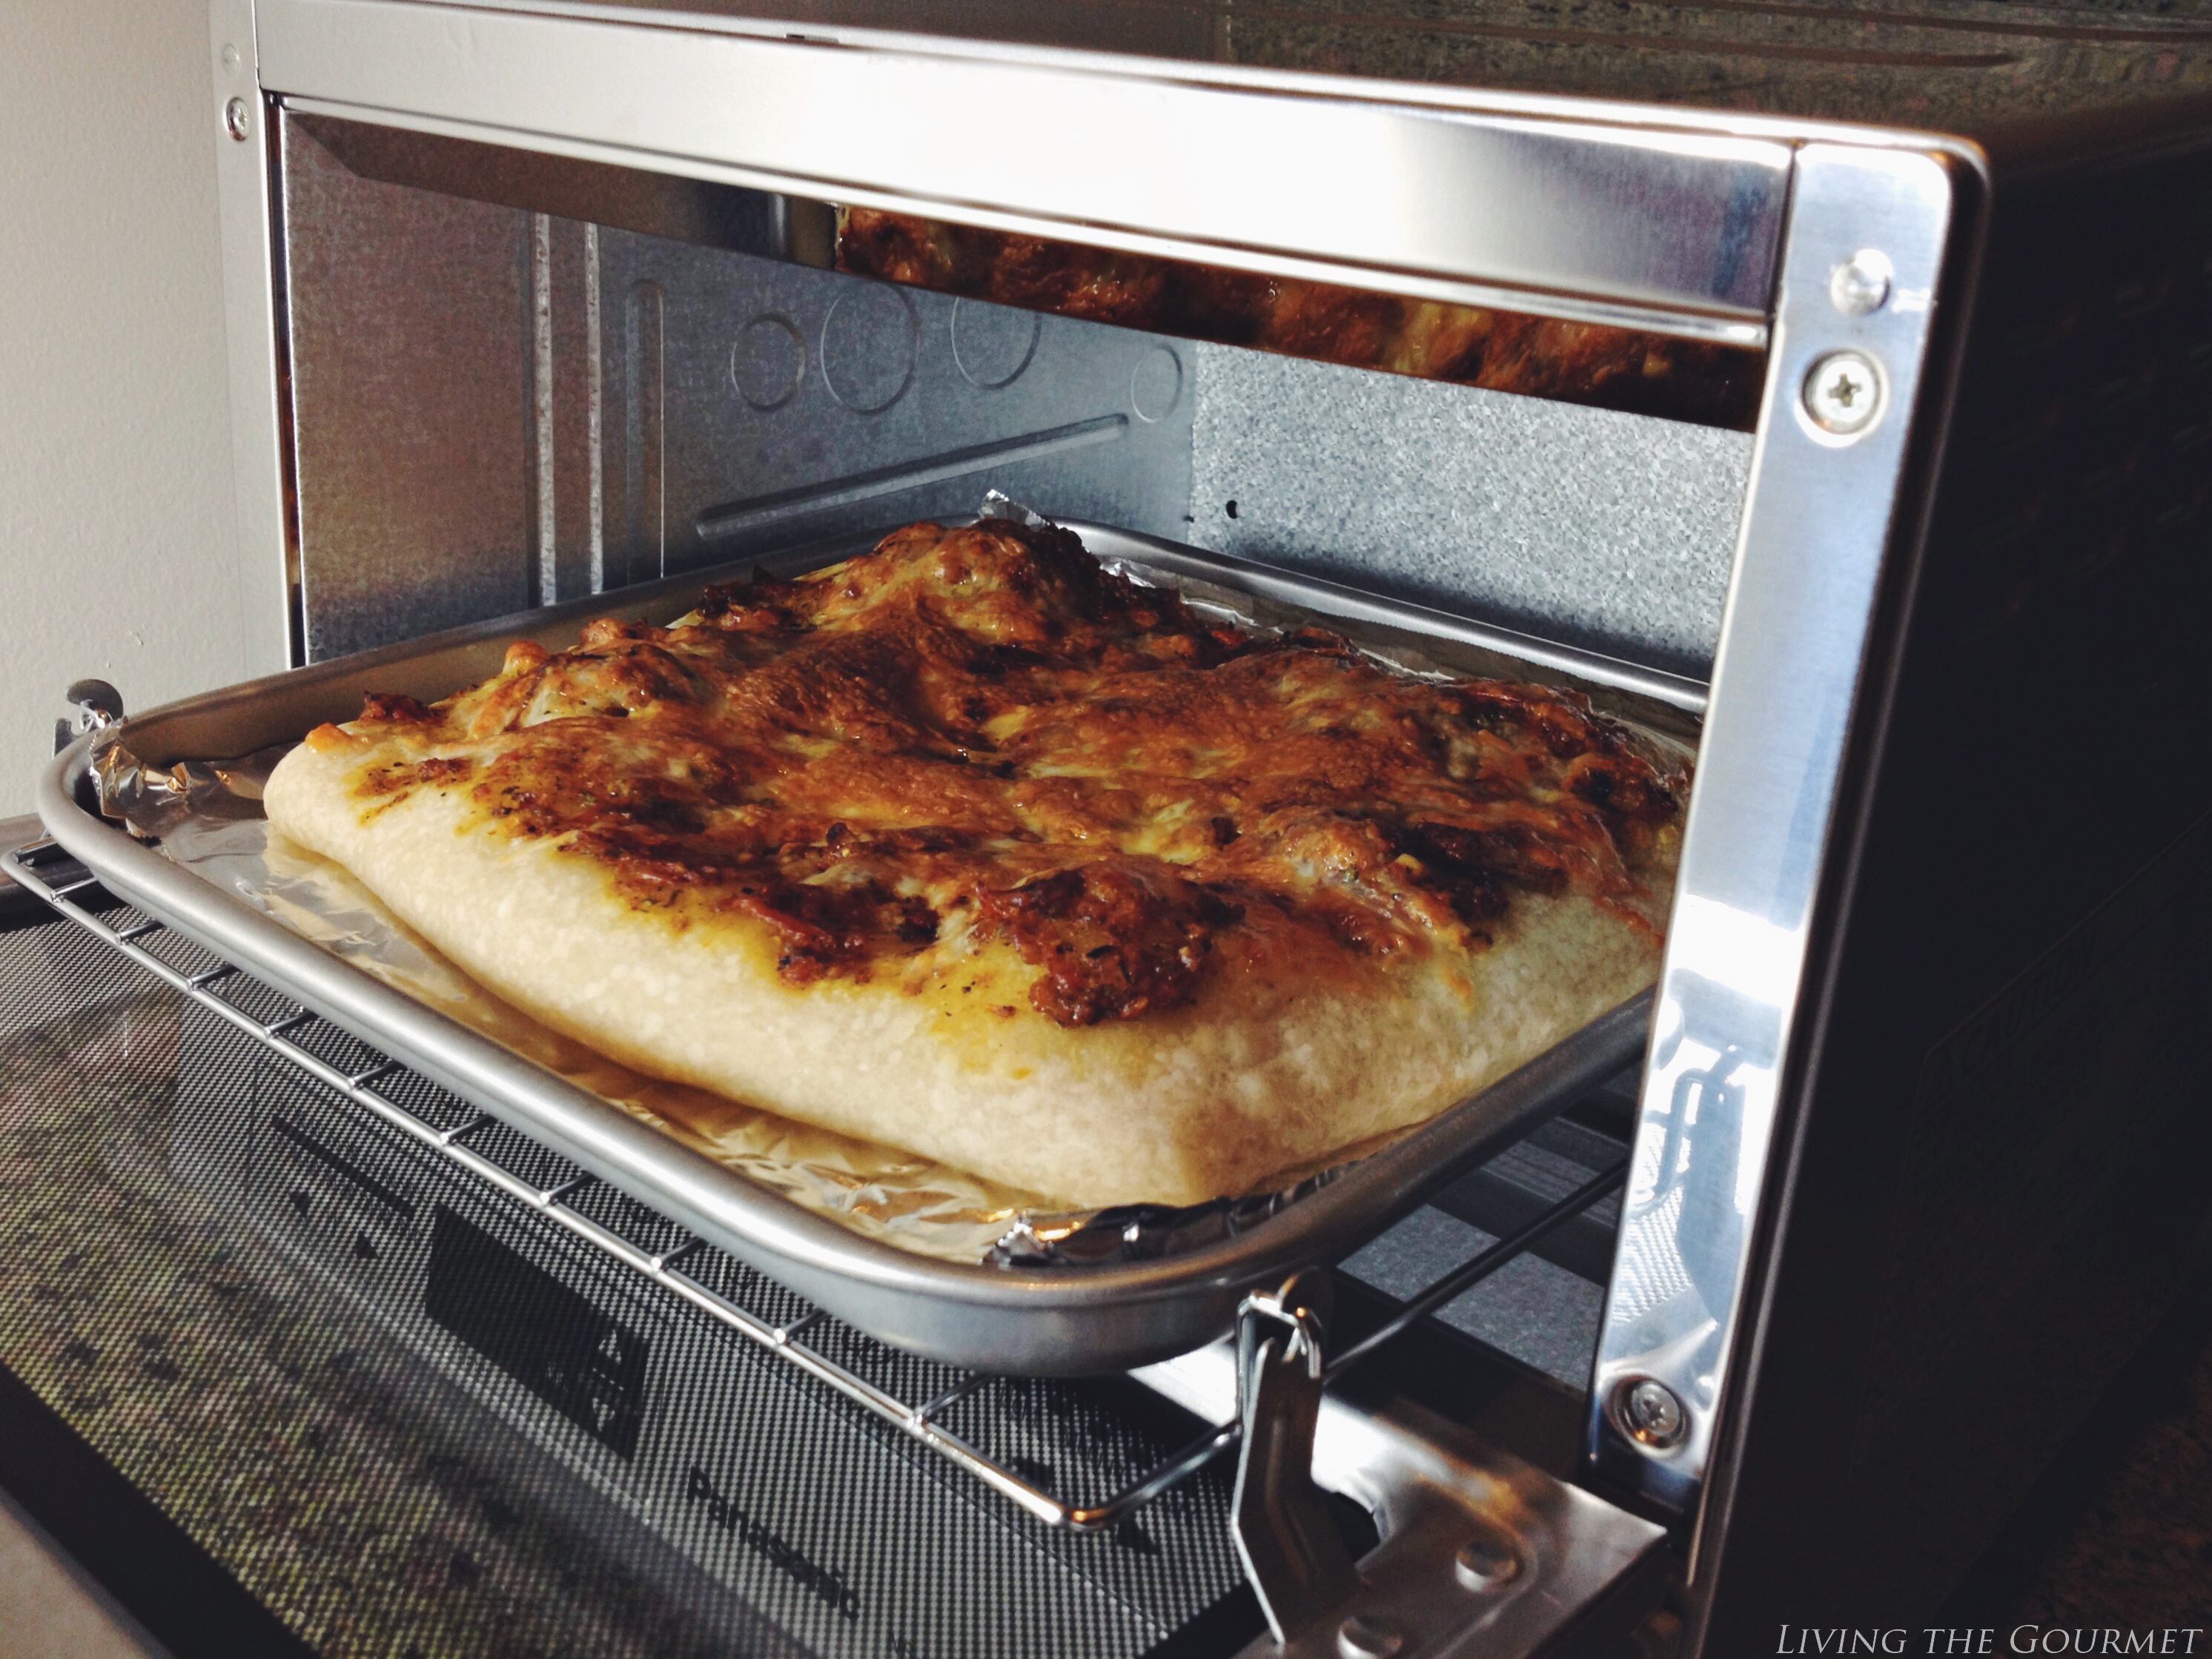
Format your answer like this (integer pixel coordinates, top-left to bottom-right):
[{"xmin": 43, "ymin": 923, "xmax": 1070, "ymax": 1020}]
[{"xmin": 5, "ymin": 1, "xmax": 2211, "ymax": 1654}]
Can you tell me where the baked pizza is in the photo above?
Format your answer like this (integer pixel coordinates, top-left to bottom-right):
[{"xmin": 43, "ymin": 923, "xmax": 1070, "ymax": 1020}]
[{"xmin": 263, "ymin": 517, "xmax": 1685, "ymax": 1207}]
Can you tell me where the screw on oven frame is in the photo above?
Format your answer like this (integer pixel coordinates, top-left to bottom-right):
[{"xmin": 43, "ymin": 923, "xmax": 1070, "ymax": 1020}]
[
  {"xmin": 1337, "ymin": 1613, "xmax": 1405, "ymax": 1658},
  {"xmin": 1828, "ymin": 249, "xmax": 1894, "ymax": 317},
  {"xmin": 224, "ymin": 96, "xmax": 251, "ymax": 142},
  {"xmin": 1801, "ymin": 349, "xmax": 1884, "ymax": 437},
  {"xmin": 1454, "ymin": 1534, "xmax": 1521, "ymax": 1591},
  {"xmin": 1615, "ymin": 1377, "xmax": 1689, "ymax": 1450}
]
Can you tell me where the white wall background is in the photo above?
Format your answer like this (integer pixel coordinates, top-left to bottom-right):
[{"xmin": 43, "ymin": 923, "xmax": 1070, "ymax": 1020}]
[{"xmin": 0, "ymin": 0, "xmax": 248, "ymax": 820}]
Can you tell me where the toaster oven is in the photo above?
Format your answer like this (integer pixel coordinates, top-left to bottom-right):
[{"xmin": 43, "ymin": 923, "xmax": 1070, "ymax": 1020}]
[{"xmin": 6, "ymin": 1, "xmax": 2212, "ymax": 1654}]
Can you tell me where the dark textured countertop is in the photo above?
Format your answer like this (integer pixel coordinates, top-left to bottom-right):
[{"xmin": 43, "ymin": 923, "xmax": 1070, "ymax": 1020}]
[{"xmin": 1978, "ymin": 1311, "xmax": 2212, "ymax": 1627}]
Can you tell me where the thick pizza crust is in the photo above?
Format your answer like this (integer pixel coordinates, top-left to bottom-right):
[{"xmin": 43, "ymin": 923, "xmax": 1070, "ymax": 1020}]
[{"xmin": 264, "ymin": 738, "xmax": 1660, "ymax": 1206}]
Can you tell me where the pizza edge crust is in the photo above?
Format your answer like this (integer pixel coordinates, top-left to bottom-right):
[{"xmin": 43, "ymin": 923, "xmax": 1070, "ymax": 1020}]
[{"xmin": 264, "ymin": 738, "xmax": 1665, "ymax": 1206}]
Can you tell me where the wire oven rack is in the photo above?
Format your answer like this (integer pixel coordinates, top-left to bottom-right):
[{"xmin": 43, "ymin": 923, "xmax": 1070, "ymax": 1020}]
[{"xmin": 3, "ymin": 835, "xmax": 1627, "ymax": 1534}]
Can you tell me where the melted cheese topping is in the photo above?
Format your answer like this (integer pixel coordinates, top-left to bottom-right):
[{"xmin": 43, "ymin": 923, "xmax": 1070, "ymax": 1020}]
[{"xmin": 314, "ymin": 519, "xmax": 1685, "ymax": 1027}]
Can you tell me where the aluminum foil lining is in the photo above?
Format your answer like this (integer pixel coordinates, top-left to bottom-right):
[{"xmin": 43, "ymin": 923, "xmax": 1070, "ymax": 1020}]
[{"xmin": 88, "ymin": 498, "xmax": 1522, "ymax": 1269}]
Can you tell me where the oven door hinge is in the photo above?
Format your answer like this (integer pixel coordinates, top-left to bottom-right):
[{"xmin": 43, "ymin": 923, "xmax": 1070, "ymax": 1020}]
[
  {"xmin": 1217, "ymin": 1274, "xmax": 1670, "ymax": 1659},
  {"xmin": 1234, "ymin": 1275, "xmax": 1361, "ymax": 1644}
]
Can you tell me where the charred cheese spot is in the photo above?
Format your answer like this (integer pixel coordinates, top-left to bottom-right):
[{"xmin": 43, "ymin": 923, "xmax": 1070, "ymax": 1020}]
[
  {"xmin": 975, "ymin": 864, "xmax": 1237, "ymax": 1026},
  {"xmin": 340, "ymin": 518, "xmax": 1687, "ymax": 1024},
  {"xmin": 359, "ymin": 692, "xmax": 434, "ymax": 725}
]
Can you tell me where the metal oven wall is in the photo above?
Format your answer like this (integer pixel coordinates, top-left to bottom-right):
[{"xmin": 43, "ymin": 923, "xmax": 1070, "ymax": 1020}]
[
  {"xmin": 273, "ymin": 113, "xmax": 1753, "ymax": 678},
  {"xmin": 1689, "ymin": 140, "xmax": 2212, "ymax": 1646}
]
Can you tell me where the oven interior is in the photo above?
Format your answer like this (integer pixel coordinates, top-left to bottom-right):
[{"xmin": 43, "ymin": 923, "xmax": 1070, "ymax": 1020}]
[
  {"xmin": 0, "ymin": 103, "xmax": 1776, "ymax": 1658},
  {"xmin": 259, "ymin": 99, "xmax": 1754, "ymax": 1445},
  {"xmin": 278, "ymin": 114, "xmax": 1756, "ymax": 681}
]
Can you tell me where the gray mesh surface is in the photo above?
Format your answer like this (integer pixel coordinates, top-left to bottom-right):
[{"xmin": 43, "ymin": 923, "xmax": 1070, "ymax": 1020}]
[{"xmin": 1189, "ymin": 344, "xmax": 1751, "ymax": 672}]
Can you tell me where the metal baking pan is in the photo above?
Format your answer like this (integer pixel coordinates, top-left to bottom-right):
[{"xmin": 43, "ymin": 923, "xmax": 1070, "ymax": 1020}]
[{"xmin": 35, "ymin": 521, "xmax": 1689, "ymax": 1374}]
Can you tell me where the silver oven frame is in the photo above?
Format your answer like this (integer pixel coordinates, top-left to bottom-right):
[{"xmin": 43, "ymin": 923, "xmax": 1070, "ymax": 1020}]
[{"xmin": 197, "ymin": 0, "xmax": 1989, "ymax": 1635}]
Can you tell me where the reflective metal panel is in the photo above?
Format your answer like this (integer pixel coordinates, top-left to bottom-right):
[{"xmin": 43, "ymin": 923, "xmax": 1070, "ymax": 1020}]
[
  {"xmin": 251, "ymin": 0, "xmax": 1789, "ymax": 336},
  {"xmin": 294, "ymin": 113, "xmax": 824, "ymax": 259},
  {"xmin": 592, "ymin": 231, "xmax": 1196, "ymax": 584},
  {"xmin": 281, "ymin": 113, "xmax": 537, "ymax": 660},
  {"xmin": 1587, "ymin": 144, "xmax": 1962, "ymax": 1514},
  {"xmin": 1188, "ymin": 345, "xmax": 1752, "ymax": 672}
]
